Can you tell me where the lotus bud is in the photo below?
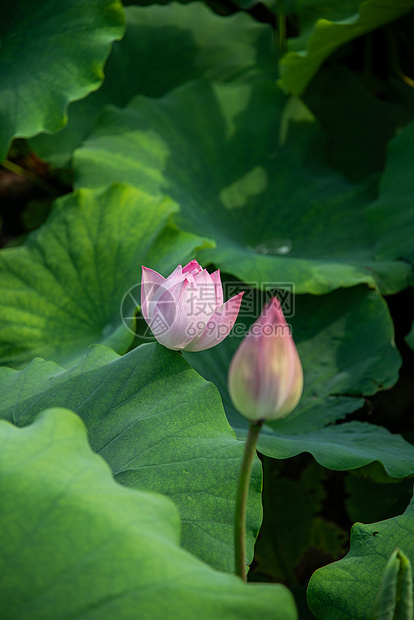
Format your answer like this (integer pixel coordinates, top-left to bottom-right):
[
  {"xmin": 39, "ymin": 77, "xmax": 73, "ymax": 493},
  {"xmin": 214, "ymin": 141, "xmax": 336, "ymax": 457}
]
[
  {"xmin": 141, "ymin": 260, "xmax": 243, "ymax": 352},
  {"xmin": 228, "ymin": 297, "xmax": 303, "ymax": 421}
]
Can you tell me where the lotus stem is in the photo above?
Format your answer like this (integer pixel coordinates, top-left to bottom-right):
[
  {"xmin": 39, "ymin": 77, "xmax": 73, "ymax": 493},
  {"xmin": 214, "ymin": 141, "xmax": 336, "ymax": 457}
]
[{"xmin": 234, "ymin": 420, "xmax": 264, "ymax": 581}]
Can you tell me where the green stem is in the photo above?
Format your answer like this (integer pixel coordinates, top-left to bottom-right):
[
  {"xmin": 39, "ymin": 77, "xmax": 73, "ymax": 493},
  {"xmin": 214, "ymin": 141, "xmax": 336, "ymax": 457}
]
[
  {"xmin": 234, "ymin": 420, "xmax": 263, "ymax": 581},
  {"xmin": 1, "ymin": 159, "xmax": 56, "ymax": 196},
  {"xmin": 276, "ymin": 0, "xmax": 286, "ymax": 52}
]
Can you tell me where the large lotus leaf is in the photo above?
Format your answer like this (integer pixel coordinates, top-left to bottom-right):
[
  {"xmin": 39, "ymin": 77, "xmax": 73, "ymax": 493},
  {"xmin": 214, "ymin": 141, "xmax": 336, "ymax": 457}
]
[
  {"xmin": 0, "ymin": 184, "xmax": 211, "ymax": 368},
  {"xmin": 0, "ymin": 342, "xmax": 263, "ymax": 574},
  {"xmin": 367, "ymin": 121, "xmax": 414, "ymax": 263},
  {"xmin": 73, "ymin": 79, "xmax": 410, "ymax": 295},
  {"xmin": 255, "ymin": 424, "xmax": 414, "ymax": 478},
  {"xmin": 0, "ymin": 0, "xmax": 125, "ymax": 162},
  {"xmin": 307, "ymin": 490, "xmax": 414, "ymax": 619},
  {"xmin": 278, "ymin": 0, "xmax": 414, "ymax": 96},
  {"xmin": 0, "ymin": 407, "xmax": 297, "ymax": 619},
  {"xmin": 185, "ymin": 284, "xmax": 414, "ymax": 477},
  {"xmin": 29, "ymin": 3, "xmax": 277, "ymax": 166}
]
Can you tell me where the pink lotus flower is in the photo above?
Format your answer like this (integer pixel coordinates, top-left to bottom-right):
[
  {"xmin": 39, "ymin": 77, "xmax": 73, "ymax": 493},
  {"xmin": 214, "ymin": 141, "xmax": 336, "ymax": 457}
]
[
  {"xmin": 141, "ymin": 260, "xmax": 243, "ymax": 352},
  {"xmin": 228, "ymin": 297, "xmax": 303, "ymax": 421}
]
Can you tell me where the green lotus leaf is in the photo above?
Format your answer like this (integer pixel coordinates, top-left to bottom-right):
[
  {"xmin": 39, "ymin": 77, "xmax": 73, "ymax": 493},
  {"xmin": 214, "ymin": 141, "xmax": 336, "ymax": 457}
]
[
  {"xmin": 278, "ymin": 0, "xmax": 414, "ymax": 96},
  {"xmin": 0, "ymin": 342, "xmax": 262, "ymax": 573},
  {"xmin": 0, "ymin": 0, "xmax": 125, "ymax": 161},
  {"xmin": 29, "ymin": 2, "xmax": 277, "ymax": 166},
  {"xmin": 0, "ymin": 407, "xmax": 297, "ymax": 619},
  {"xmin": 74, "ymin": 79, "xmax": 410, "ymax": 295},
  {"xmin": 0, "ymin": 184, "xmax": 211, "ymax": 368},
  {"xmin": 185, "ymin": 285, "xmax": 414, "ymax": 477},
  {"xmin": 307, "ymin": 492, "xmax": 414, "ymax": 619},
  {"xmin": 367, "ymin": 121, "xmax": 414, "ymax": 263}
]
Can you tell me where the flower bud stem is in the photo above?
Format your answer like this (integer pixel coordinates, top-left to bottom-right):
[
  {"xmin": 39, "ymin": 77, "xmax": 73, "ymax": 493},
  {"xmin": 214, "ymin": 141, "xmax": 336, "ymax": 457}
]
[{"xmin": 234, "ymin": 419, "xmax": 264, "ymax": 581}]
